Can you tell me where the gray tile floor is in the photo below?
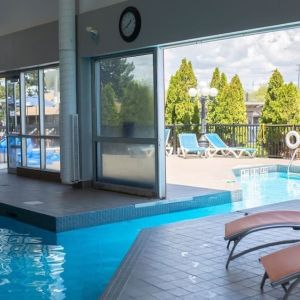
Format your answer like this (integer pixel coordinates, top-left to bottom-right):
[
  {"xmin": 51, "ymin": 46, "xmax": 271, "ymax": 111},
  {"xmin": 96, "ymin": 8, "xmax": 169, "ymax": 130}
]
[
  {"xmin": 103, "ymin": 200, "xmax": 300, "ymax": 300},
  {"xmin": 0, "ymin": 172, "xmax": 223, "ymax": 217}
]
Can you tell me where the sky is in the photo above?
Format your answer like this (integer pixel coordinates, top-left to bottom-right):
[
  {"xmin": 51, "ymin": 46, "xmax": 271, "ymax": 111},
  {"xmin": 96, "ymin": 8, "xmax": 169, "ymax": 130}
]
[{"xmin": 164, "ymin": 27, "xmax": 300, "ymax": 92}]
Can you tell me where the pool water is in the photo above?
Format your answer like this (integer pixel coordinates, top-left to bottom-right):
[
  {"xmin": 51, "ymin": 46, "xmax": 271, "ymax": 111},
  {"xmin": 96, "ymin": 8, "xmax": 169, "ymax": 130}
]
[{"xmin": 1, "ymin": 171, "xmax": 300, "ymax": 299}]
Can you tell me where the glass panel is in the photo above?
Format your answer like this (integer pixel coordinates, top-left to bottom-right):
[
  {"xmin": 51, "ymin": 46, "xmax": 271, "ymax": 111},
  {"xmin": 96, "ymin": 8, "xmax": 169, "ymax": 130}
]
[
  {"xmin": 99, "ymin": 142, "xmax": 155, "ymax": 188},
  {"xmin": 99, "ymin": 54, "xmax": 155, "ymax": 138},
  {"xmin": 0, "ymin": 78, "xmax": 6, "ymax": 165},
  {"xmin": 7, "ymin": 78, "xmax": 20, "ymax": 134},
  {"xmin": 7, "ymin": 137, "xmax": 21, "ymax": 168},
  {"xmin": 45, "ymin": 138, "xmax": 60, "ymax": 171},
  {"xmin": 25, "ymin": 70, "xmax": 39, "ymax": 135},
  {"xmin": 26, "ymin": 137, "xmax": 40, "ymax": 168},
  {"xmin": 44, "ymin": 68, "xmax": 60, "ymax": 136},
  {"xmin": 0, "ymin": 78, "xmax": 5, "ymax": 130}
]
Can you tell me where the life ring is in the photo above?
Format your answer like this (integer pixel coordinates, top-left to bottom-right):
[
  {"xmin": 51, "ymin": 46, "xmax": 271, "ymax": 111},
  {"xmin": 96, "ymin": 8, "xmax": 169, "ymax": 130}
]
[{"xmin": 286, "ymin": 131, "xmax": 300, "ymax": 150}]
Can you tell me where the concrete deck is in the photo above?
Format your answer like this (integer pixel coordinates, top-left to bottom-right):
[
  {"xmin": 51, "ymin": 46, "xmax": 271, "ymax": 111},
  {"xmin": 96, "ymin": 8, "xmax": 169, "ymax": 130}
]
[
  {"xmin": 167, "ymin": 156, "xmax": 296, "ymax": 192},
  {"xmin": 0, "ymin": 157, "xmax": 296, "ymax": 231},
  {"xmin": 102, "ymin": 200, "xmax": 300, "ymax": 300}
]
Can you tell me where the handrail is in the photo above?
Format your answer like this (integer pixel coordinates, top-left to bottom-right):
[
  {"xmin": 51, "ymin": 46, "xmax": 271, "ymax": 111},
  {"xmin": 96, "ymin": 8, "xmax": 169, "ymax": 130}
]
[{"xmin": 287, "ymin": 149, "xmax": 298, "ymax": 173}]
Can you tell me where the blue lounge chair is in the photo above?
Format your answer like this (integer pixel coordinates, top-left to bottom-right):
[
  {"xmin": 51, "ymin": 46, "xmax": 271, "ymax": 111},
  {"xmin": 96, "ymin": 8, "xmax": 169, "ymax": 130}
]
[
  {"xmin": 178, "ymin": 133, "xmax": 206, "ymax": 158},
  {"xmin": 165, "ymin": 128, "xmax": 173, "ymax": 156},
  {"xmin": 205, "ymin": 133, "xmax": 256, "ymax": 158}
]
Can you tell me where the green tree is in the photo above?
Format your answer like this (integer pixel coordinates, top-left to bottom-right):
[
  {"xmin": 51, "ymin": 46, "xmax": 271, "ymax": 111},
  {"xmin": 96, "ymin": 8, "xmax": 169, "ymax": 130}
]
[
  {"xmin": 276, "ymin": 83, "xmax": 300, "ymax": 124},
  {"xmin": 248, "ymin": 84, "xmax": 267, "ymax": 102},
  {"xmin": 100, "ymin": 58, "xmax": 135, "ymax": 100},
  {"xmin": 219, "ymin": 72, "xmax": 228, "ymax": 91},
  {"xmin": 120, "ymin": 81, "xmax": 154, "ymax": 127},
  {"xmin": 211, "ymin": 75, "xmax": 247, "ymax": 124},
  {"xmin": 207, "ymin": 70, "xmax": 228, "ymax": 123},
  {"xmin": 101, "ymin": 83, "xmax": 119, "ymax": 127},
  {"xmin": 210, "ymin": 67, "xmax": 220, "ymax": 89},
  {"xmin": 0, "ymin": 85, "xmax": 4, "ymax": 99},
  {"xmin": 260, "ymin": 69, "xmax": 300, "ymax": 124},
  {"xmin": 165, "ymin": 58, "xmax": 198, "ymax": 125}
]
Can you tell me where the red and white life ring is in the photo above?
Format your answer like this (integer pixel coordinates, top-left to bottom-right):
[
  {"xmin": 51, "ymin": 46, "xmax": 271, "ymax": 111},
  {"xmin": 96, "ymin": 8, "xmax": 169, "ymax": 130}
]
[{"xmin": 286, "ymin": 131, "xmax": 300, "ymax": 150}]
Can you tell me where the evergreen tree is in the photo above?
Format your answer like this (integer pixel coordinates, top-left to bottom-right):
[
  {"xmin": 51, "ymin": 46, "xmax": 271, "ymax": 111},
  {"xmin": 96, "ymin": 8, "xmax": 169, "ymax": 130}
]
[
  {"xmin": 211, "ymin": 75, "xmax": 247, "ymax": 124},
  {"xmin": 219, "ymin": 73, "xmax": 228, "ymax": 91},
  {"xmin": 120, "ymin": 81, "xmax": 154, "ymax": 127},
  {"xmin": 276, "ymin": 83, "xmax": 300, "ymax": 124},
  {"xmin": 100, "ymin": 57, "xmax": 135, "ymax": 100},
  {"xmin": 260, "ymin": 69, "xmax": 294, "ymax": 124},
  {"xmin": 101, "ymin": 83, "xmax": 119, "ymax": 127},
  {"xmin": 249, "ymin": 84, "xmax": 267, "ymax": 102},
  {"xmin": 165, "ymin": 59, "xmax": 198, "ymax": 125},
  {"xmin": 261, "ymin": 82, "xmax": 300, "ymax": 124},
  {"xmin": 207, "ymin": 70, "xmax": 228, "ymax": 123},
  {"xmin": 230, "ymin": 75, "xmax": 247, "ymax": 123},
  {"xmin": 0, "ymin": 85, "xmax": 5, "ymax": 100},
  {"xmin": 210, "ymin": 67, "xmax": 220, "ymax": 88}
]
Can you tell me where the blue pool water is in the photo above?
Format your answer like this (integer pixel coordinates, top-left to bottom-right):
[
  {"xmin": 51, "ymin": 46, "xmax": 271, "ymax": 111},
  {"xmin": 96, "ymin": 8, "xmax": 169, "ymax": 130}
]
[{"xmin": 1, "ymin": 171, "xmax": 300, "ymax": 299}]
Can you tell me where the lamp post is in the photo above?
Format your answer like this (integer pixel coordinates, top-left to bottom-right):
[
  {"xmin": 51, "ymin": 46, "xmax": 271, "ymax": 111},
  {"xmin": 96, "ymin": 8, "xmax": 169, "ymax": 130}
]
[{"xmin": 188, "ymin": 82, "xmax": 218, "ymax": 147}]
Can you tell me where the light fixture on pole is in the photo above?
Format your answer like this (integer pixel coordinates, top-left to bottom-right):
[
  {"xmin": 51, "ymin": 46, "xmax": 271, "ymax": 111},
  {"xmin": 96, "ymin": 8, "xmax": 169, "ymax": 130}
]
[{"xmin": 188, "ymin": 83, "xmax": 218, "ymax": 147}]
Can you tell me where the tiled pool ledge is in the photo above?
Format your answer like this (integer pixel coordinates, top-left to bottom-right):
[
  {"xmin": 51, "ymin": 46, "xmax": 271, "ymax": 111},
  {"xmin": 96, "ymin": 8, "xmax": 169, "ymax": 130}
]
[
  {"xmin": 0, "ymin": 189, "xmax": 241, "ymax": 232},
  {"xmin": 232, "ymin": 163, "xmax": 300, "ymax": 177}
]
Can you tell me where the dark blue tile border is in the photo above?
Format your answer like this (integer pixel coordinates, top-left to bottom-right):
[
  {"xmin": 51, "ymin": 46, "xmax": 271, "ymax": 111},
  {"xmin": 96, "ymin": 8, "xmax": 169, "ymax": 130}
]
[
  {"xmin": 0, "ymin": 190, "xmax": 238, "ymax": 232},
  {"xmin": 56, "ymin": 190, "xmax": 236, "ymax": 232}
]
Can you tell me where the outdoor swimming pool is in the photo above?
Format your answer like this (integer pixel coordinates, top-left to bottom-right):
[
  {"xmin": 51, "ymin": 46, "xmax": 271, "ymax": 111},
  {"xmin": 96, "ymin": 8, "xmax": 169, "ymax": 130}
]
[{"xmin": 1, "ymin": 170, "xmax": 300, "ymax": 299}]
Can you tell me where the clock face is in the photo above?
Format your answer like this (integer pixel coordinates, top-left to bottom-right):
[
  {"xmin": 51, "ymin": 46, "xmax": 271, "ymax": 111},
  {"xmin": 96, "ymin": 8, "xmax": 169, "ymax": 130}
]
[
  {"xmin": 121, "ymin": 12, "xmax": 136, "ymax": 38},
  {"xmin": 119, "ymin": 7, "xmax": 141, "ymax": 42}
]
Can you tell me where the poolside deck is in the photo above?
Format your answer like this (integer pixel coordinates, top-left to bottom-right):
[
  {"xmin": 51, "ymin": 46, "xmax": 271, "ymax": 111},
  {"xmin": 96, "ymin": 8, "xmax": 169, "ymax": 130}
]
[
  {"xmin": 102, "ymin": 199, "xmax": 300, "ymax": 300},
  {"xmin": 167, "ymin": 156, "xmax": 297, "ymax": 192},
  {"xmin": 0, "ymin": 156, "xmax": 297, "ymax": 231}
]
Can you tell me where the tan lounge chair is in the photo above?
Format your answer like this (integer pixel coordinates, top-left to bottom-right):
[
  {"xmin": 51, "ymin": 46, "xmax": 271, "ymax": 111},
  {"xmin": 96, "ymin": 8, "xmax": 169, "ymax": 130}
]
[
  {"xmin": 224, "ymin": 210, "xmax": 300, "ymax": 269},
  {"xmin": 260, "ymin": 243, "xmax": 300, "ymax": 300}
]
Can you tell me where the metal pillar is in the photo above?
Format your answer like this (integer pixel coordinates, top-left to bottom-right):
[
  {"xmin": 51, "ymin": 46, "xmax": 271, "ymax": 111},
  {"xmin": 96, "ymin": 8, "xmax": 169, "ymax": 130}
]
[{"xmin": 199, "ymin": 96, "xmax": 208, "ymax": 147}]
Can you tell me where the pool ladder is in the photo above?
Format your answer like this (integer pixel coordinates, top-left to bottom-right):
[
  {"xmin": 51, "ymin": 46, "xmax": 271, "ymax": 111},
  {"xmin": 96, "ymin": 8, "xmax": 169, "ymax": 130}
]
[{"xmin": 288, "ymin": 148, "xmax": 299, "ymax": 173}]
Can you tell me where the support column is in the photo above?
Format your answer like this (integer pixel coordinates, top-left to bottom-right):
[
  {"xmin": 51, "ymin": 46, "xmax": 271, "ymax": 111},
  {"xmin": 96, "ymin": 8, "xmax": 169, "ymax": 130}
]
[{"xmin": 59, "ymin": 0, "xmax": 78, "ymax": 184}]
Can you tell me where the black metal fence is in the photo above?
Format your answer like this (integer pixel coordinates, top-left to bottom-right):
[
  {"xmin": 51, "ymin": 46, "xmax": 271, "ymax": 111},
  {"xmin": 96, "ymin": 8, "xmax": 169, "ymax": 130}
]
[{"xmin": 166, "ymin": 123, "xmax": 300, "ymax": 158}]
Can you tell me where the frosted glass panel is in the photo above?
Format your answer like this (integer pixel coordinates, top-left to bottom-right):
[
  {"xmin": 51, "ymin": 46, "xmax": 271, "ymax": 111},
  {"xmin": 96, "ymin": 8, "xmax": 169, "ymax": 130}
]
[
  {"xmin": 100, "ymin": 142, "xmax": 155, "ymax": 188},
  {"xmin": 99, "ymin": 54, "xmax": 155, "ymax": 138},
  {"xmin": 45, "ymin": 138, "xmax": 60, "ymax": 171},
  {"xmin": 7, "ymin": 137, "xmax": 21, "ymax": 168}
]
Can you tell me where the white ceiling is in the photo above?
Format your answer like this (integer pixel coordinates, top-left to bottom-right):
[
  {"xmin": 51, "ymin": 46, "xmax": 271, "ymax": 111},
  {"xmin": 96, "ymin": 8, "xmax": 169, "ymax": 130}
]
[{"xmin": 0, "ymin": 0, "xmax": 127, "ymax": 37}]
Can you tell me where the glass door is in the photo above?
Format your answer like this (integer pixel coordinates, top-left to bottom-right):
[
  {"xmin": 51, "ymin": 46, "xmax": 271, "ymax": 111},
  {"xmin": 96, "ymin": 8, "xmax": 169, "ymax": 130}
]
[
  {"xmin": 94, "ymin": 50, "xmax": 164, "ymax": 197},
  {"xmin": 0, "ymin": 78, "xmax": 6, "ymax": 168},
  {"xmin": 6, "ymin": 76, "xmax": 21, "ymax": 172}
]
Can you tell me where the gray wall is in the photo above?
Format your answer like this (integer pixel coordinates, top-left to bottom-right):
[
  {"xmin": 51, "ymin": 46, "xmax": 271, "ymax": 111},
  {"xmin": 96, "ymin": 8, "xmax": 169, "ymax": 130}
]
[
  {"xmin": 0, "ymin": 0, "xmax": 58, "ymax": 37},
  {"xmin": 0, "ymin": 22, "xmax": 59, "ymax": 73},
  {"xmin": 79, "ymin": 0, "xmax": 127, "ymax": 13},
  {"xmin": 78, "ymin": 0, "xmax": 300, "ymax": 57}
]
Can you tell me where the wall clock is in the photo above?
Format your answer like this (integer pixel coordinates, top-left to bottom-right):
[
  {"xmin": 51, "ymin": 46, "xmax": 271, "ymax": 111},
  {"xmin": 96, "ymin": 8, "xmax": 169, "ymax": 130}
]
[{"xmin": 119, "ymin": 7, "xmax": 141, "ymax": 42}]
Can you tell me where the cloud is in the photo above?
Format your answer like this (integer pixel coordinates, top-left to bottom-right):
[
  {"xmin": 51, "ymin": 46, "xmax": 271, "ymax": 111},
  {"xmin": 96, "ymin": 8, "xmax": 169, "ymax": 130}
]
[{"xmin": 164, "ymin": 27, "xmax": 300, "ymax": 91}]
